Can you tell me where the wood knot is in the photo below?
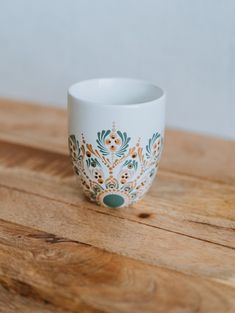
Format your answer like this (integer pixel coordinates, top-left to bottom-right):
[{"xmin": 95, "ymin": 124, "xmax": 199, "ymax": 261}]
[
  {"xmin": 138, "ymin": 213, "xmax": 151, "ymax": 219},
  {"xmin": 27, "ymin": 233, "xmax": 78, "ymax": 244}
]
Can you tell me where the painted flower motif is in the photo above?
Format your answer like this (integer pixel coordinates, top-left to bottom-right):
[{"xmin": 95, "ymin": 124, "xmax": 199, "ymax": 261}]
[
  {"xmin": 68, "ymin": 124, "xmax": 162, "ymax": 208},
  {"xmin": 96, "ymin": 129, "xmax": 131, "ymax": 157}
]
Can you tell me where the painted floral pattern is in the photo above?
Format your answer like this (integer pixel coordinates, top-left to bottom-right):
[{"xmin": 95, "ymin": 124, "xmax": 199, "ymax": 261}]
[{"xmin": 69, "ymin": 124, "xmax": 163, "ymax": 208}]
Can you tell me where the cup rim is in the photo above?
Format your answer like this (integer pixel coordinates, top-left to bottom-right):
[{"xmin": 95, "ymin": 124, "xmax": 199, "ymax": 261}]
[{"xmin": 68, "ymin": 77, "xmax": 165, "ymax": 108}]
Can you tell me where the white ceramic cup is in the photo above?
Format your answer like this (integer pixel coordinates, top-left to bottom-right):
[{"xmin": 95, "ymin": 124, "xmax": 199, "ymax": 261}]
[{"xmin": 68, "ymin": 78, "xmax": 165, "ymax": 208}]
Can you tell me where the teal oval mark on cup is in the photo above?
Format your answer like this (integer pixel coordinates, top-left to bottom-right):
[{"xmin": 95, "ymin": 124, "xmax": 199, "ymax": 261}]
[{"xmin": 103, "ymin": 194, "xmax": 125, "ymax": 208}]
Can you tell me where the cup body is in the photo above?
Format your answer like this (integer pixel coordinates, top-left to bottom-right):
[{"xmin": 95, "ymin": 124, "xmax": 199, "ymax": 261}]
[{"xmin": 68, "ymin": 78, "xmax": 165, "ymax": 208}]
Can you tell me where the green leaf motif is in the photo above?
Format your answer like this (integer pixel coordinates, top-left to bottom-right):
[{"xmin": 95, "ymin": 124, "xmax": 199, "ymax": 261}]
[
  {"xmin": 116, "ymin": 131, "xmax": 131, "ymax": 157},
  {"xmin": 91, "ymin": 182, "xmax": 104, "ymax": 195},
  {"xmin": 69, "ymin": 135, "xmax": 82, "ymax": 162},
  {"xmin": 121, "ymin": 182, "xmax": 134, "ymax": 193},
  {"xmin": 123, "ymin": 159, "xmax": 138, "ymax": 171},
  {"xmin": 69, "ymin": 134, "xmax": 82, "ymax": 176},
  {"xmin": 86, "ymin": 157, "xmax": 101, "ymax": 168},
  {"xmin": 146, "ymin": 132, "xmax": 161, "ymax": 159},
  {"xmin": 96, "ymin": 130, "xmax": 111, "ymax": 156},
  {"xmin": 105, "ymin": 177, "xmax": 119, "ymax": 189}
]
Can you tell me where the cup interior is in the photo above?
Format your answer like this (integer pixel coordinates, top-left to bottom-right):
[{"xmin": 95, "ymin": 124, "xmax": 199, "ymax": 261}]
[{"xmin": 68, "ymin": 78, "xmax": 164, "ymax": 105}]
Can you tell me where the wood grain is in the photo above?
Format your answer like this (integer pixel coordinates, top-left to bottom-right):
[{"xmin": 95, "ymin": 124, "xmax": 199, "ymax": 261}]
[
  {"xmin": 1, "ymin": 219, "xmax": 235, "ymax": 313},
  {"xmin": 162, "ymin": 129, "xmax": 235, "ymax": 185},
  {"xmin": 0, "ymin": 98, "xmax": 66, "ymax": 154},
  {"xmin": 0, "ymin": 286, "xmax": 67, "ymax": 313},
  {"xmin": 0, "ymin": 98, "xmax": 235, "ymax": 312},
  {"xmin": 1, "ymin": 183, "xmax": 235, "ymax": 283}
]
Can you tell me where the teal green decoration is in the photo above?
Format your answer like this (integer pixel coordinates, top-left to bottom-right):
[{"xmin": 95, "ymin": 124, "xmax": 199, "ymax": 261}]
[{"xmin": 103, "ymin": 194, "xmax": 125, "ymax": 208}]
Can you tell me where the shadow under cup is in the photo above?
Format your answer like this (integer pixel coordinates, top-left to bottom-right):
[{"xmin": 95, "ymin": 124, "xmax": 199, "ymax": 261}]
[{"xmin": 68, "ymin": 78, "xmax": 165, "ymax": 208}]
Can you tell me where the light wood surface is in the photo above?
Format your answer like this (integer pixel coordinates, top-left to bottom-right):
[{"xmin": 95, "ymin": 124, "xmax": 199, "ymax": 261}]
[{"xmin": 0, "ymin": 98, "xmax": 235, "ymax": 312}]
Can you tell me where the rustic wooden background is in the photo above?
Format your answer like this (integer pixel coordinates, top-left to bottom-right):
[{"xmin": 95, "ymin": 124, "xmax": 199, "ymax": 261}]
[{"xmin": 0, "ymin": 99, "xmax": 235, "ymax": 313}]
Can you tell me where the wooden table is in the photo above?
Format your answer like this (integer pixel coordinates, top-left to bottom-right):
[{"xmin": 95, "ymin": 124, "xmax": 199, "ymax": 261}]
[{"xmin": 0, "ymin": 99, "xmax": 235, "ymax": 313}]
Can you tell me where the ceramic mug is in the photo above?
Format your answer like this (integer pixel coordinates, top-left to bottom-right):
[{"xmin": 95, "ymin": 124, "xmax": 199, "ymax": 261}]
[{"xmin": 68, "ymin": 78, "xmax": 165, "ymax": 208}]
